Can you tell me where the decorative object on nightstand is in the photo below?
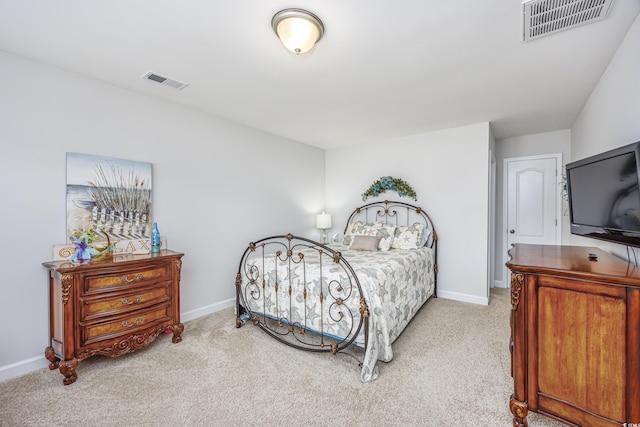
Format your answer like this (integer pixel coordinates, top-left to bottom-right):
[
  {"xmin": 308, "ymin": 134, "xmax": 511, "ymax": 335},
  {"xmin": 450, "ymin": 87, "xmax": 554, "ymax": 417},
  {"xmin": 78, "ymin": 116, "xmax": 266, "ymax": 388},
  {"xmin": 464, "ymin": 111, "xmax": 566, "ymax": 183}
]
[
  {"xmin": 69, "ymin": 228, "xmax": 95, "ymax": 264},
  {"xmin": 43, "ymin": 250, "xmax": 184, "ymax": 385},
  {"xmin": 89, "ymin": 231, "xmax": 113, "ymax": 261},
  {"xmin": 151, "ymin": 222, "xmax": 161, "ymax": 253},
  {"xmin": 68, "ymin": 226, "xmax": 113, "ymax": 264},
  {"xmin": 316, "ymin": 212, "xmax": 332, "ymax": 243}
]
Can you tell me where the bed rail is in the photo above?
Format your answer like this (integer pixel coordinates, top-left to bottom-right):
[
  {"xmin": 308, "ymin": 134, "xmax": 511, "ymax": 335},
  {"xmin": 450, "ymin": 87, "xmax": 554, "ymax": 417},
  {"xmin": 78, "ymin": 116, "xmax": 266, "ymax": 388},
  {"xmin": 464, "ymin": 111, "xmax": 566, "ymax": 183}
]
[{"xmin": 235, "ymin": 234, "xmax": 369, "ymax": 364}]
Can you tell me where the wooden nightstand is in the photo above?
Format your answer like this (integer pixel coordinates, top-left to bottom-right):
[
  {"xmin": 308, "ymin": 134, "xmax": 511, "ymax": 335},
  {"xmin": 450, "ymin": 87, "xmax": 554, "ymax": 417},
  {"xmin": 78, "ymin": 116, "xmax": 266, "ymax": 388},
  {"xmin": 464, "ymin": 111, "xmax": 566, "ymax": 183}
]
[{"xmin": 43, "ymin": 250, "xmax": 184, "ymax": 385}]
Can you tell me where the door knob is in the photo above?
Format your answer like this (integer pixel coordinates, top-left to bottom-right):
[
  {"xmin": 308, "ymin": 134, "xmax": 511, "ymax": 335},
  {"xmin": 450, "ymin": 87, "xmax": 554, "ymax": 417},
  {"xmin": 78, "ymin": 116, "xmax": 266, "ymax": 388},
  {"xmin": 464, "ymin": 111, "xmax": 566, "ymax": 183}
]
[{"xmin": 509, "ymin": 229, "xmax": 515, "ymax": 234}]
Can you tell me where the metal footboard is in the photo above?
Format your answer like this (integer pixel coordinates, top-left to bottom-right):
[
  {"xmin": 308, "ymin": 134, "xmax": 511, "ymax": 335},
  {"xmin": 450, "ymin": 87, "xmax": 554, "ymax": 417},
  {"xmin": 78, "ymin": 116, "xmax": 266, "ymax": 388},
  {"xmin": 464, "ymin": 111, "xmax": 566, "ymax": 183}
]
[{"xmin": 235, "ymin": 233, "xmax": 369, "ymax": 363}]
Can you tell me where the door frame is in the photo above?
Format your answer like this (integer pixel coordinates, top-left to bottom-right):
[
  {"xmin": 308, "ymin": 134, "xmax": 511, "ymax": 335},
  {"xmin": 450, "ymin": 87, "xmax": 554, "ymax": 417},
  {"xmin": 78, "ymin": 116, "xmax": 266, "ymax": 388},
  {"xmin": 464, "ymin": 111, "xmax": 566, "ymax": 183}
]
[{"xmin": 502, "ymin": 153, "xmax": 563, "ymax": 287}]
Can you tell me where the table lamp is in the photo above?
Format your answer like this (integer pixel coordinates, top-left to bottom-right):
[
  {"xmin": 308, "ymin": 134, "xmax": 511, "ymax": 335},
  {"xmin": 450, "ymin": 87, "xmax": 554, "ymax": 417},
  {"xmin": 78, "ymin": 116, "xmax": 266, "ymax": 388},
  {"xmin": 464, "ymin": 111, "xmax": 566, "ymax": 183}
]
[{"xmin": 316, "ymin": 212, "xmax": 332, "ymax": 243}]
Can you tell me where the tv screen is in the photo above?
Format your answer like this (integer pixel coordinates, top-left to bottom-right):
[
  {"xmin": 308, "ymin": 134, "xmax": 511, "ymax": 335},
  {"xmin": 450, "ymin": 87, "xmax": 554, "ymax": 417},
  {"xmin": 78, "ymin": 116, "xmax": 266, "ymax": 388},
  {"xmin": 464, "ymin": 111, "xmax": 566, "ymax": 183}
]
[{"xmin": 567, "ymin": 142, "xmax": 640, "ymax": 246}]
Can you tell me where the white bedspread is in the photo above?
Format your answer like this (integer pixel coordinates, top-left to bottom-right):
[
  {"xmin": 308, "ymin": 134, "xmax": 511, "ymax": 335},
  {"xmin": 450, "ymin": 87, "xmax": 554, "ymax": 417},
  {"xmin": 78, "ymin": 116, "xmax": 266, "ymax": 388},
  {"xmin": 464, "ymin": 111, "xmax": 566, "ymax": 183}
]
[{"xmin": 242, "ymin": 244, "xmax": 435, "ymax": 382}]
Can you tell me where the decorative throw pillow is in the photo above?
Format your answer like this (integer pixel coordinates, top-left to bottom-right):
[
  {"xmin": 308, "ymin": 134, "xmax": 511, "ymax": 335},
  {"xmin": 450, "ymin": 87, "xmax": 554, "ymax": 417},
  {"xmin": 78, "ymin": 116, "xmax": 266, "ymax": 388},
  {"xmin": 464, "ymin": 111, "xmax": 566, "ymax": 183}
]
[
  {"xmin": 392, "ymin": 224, "xmax": 425, "ymax": 250},
  {"xmin": 361, "ymin": 223, "xmax": 396, "ymax": 251},
  {"xmin": 342, "ymin": 221, "xmax": 365, "ymax": 246},
  {"xmin": 343, "ymin": 222, "xmax": 396, "ymax": 251},
  {"xmin": 349, "ymin": 235, "xmax": 382, "ymax": 251}
]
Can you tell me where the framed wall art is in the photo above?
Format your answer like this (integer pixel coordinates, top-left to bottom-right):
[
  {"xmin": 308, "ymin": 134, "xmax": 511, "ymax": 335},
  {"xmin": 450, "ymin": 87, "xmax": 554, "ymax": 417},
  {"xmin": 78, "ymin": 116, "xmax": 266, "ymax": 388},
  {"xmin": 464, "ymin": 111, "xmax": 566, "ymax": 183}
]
[{"xmin": 65, "ymin": 152, "xmax": 153, "ymax": 249}]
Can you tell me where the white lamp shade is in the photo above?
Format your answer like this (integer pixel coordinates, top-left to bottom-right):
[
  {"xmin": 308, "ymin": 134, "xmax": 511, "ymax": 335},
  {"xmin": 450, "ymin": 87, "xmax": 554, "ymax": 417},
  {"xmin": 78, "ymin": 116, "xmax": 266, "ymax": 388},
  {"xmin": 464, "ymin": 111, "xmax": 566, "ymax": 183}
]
[
  {"xmin": 316, "ymin": 212, "xmax": 332, "ymax": 229},
  {"xmin": 272, "ymin": 9, "xmax": 324, "ymax": 55}
]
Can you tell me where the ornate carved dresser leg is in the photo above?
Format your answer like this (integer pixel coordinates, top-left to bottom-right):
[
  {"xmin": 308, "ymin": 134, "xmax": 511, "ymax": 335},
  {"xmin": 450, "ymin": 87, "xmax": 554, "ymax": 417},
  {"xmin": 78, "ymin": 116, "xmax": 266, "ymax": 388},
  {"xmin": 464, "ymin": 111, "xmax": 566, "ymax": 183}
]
[
  {"xmin": 44, "ymin": 346, "xmax": 60, "ymax": 370},
  {"xmin": 172, "ymin": 323, "xmax": 184, "ymax": 344},
  {"xmin": 510, "ymin": 394, "xmax": 528, "ymax": 427},
  {"xmin": 59, "ymin": 358, "xmax": 78, "ymax": 386}
]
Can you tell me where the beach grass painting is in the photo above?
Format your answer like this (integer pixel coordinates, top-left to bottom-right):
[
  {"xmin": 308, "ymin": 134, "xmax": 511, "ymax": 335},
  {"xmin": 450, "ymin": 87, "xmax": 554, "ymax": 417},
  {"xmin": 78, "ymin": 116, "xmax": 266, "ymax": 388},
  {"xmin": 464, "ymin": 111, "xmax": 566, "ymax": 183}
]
[{"xmin": 66, "ymin": 153, "xmax": 152, "ymax": 242}]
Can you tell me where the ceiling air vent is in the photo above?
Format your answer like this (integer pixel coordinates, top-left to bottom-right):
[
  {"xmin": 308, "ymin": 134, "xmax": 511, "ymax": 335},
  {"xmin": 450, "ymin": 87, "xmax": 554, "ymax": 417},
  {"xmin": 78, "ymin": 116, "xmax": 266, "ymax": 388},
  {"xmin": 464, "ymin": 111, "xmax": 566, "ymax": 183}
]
[
  {"xmin": 141, "ymin": 71, "xmax": 189, "ymax": 90},
  {"xmin": 522, "ymin": 0, "xmax": 614, "ymax": 42}
]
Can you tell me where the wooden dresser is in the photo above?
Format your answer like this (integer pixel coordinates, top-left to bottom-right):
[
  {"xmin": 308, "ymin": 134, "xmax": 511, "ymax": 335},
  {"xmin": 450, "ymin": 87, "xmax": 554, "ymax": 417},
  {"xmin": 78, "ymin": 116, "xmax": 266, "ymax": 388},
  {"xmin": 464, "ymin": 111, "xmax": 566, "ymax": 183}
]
[
  {"xmin": 506, "ymin": 244, "xmax": 639, "ymax": 427},
  {"xmin": 43, "ymin": 250, "xmax": 184, "ymax": 385}
]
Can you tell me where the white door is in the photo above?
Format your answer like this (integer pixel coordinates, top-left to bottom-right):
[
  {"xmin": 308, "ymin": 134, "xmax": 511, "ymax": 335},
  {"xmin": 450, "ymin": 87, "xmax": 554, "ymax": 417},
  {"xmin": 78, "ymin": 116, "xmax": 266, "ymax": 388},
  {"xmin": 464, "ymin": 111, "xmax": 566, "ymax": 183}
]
[{"xmin": 503, "ymin": 154, "xmax": 562, "ymax": 285}]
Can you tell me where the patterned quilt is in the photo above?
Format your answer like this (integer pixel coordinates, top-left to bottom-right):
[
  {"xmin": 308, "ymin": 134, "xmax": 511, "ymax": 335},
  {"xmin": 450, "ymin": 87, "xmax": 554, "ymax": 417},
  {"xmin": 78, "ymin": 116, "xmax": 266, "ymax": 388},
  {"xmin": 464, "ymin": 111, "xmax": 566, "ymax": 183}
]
[{"xmin": 242, "ymin": 244, "xmax": 435, "ymax": 382}]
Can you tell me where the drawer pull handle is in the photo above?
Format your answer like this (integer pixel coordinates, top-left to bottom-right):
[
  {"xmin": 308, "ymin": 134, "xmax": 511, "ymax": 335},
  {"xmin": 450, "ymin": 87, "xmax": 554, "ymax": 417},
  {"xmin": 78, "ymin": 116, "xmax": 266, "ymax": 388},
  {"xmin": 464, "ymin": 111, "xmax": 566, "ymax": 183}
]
[
  {"xmin": 121, "ymin": 317, "xmax": 144, "ymax": 327},
  {"xmin": 121, "ymin": 273, "xmax": 144, "ymax": 283},
  {"xmin": 121, "ymin": 295, "xmax": 143, "ymax": 305}
]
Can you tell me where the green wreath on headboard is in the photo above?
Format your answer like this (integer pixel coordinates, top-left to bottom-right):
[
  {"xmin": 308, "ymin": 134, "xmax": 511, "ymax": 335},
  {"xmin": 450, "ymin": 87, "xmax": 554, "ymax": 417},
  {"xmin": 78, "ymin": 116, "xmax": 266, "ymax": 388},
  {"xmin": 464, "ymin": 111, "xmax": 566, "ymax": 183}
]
[{"xmin": 362, "ymin": 176, "xmax": 417, "ymax": 201}]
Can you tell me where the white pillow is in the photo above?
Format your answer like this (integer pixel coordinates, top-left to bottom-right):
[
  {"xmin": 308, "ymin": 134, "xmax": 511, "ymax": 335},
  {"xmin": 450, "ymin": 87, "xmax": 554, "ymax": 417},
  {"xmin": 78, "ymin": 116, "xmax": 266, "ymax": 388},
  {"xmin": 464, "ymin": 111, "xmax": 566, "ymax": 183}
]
[
  {"xmin": 361, "ymin": 223, "xmax": 396, "ymax": 251},
  {"xmin": 392, "ymin": 224, "xmax": 425, "ymax": 250},
  {"xmin": 343, "ymin": 222, "xmax": 396, "ymax": 251},
  {"xmin": 342, "ymin": 221, "xmax": 364, "ymax": 246}
]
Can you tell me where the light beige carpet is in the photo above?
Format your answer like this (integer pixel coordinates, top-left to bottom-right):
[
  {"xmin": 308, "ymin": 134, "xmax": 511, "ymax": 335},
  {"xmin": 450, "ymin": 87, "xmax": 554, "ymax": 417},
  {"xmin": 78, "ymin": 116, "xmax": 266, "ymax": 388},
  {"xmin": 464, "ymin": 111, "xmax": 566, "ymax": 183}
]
[{"xmin": 0, "ymin": 289, "xmax": 564, "ymax": 426}]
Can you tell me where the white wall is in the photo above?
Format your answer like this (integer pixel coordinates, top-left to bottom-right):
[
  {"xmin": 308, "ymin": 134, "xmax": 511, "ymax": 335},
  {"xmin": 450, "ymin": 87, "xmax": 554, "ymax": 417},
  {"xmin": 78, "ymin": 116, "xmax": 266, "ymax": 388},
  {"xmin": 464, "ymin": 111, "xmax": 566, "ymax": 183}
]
[
  {"xmin": 570, "ymin": 15, "xmax": 640, "ymax": 257},
  {"xmin": 487, "ymin": 133, "xmax": 497, "ymax": 302},
  {"xmin": 572, "ymin": 15, "xmax": 640, "ymax": 161},
  {"xmin": 325, "ymin": 123, "xmax": 493, "ymax": 305},
  {"xmin": 494, "ymin": 130, "xmax": 572, "ymax": 286},
  {"xmin": 0, "ymin": 51, "xmax": 325, "ymax": 380}
]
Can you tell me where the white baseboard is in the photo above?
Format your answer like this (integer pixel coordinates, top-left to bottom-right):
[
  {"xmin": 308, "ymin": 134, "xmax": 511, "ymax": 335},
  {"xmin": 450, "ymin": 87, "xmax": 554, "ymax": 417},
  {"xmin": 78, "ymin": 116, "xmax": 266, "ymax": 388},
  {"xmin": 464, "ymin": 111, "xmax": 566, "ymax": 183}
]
[
  {"xmin": 493, "ymin": 279, "xmax": 507, "ymax": 288},
  {"xmin": 436, "ymin": 289, "xmax": 489, "ymax": 306},
  {"xmin": 0, "ymin": 298, "xmax": 236, "ymax": 383},
  {"xmin": 0, "ymin": 356, "xmax": 49, "ymax": 383},
  {"xmin": 180, "ymin": 298, "xmax": 235, "ymax": 322}
]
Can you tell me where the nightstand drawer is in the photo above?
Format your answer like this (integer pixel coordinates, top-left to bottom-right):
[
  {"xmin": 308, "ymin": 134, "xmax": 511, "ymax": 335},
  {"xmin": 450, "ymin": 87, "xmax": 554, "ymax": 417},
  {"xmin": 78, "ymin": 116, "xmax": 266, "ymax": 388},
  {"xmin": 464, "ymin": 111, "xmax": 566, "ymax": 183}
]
[
  {"xmin": 83, "ymin": 264, "xmax": 171, "ymax": 295},
  {"xmin": 81, "ymin": 303, "xmax": 171, "ymax": 346},
  {"xmin": 81, "ymin": 282, "xmax": 171, "ymax": 321}
]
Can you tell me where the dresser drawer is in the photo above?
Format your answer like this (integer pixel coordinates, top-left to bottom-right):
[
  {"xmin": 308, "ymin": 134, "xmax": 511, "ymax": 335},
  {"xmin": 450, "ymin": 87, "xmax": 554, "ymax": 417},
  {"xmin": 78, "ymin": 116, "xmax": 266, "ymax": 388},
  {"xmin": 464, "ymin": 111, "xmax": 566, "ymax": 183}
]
[
  {"xmin": 80, "ymin": 303, "xmax": 172, "ymax": 346},
  {"xmin": 82, "ymin": 264, "xmax": 171, "ymax": 295},
  {"xmin": 81, "ymin": 282, "xmax": 171, "ymax": 321}
]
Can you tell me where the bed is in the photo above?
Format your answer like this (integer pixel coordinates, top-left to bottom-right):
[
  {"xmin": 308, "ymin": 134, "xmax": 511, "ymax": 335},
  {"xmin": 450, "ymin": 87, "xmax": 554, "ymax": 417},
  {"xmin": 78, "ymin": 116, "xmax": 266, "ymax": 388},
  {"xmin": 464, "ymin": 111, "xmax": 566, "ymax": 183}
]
[{"xmin": 234, "ymin": 200, "xmax": 437, "ymax": 382}]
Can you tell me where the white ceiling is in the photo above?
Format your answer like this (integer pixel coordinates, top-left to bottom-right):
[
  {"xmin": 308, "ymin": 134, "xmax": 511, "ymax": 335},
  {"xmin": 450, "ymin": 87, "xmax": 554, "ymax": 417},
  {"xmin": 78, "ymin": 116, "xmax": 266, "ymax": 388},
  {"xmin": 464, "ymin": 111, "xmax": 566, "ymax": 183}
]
[{"xmin": 1, "ymin": 1, "xmax": 639, "ymax": 149}]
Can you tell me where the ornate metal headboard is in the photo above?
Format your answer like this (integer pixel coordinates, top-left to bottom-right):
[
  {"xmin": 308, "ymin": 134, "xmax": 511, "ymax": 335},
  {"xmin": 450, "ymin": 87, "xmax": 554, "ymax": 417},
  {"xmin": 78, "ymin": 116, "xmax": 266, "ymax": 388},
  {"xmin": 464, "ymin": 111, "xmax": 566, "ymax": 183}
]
[{"xmin": 343, "ymin": 200, "xmax": 437, "ymax": 249}]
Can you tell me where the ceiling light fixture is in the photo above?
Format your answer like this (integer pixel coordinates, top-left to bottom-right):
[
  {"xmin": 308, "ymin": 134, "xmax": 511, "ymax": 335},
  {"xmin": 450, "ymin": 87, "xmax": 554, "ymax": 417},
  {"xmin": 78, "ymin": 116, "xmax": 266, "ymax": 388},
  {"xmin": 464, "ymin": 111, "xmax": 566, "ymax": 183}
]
[{"xmin": 271, "ymin": 8, "xmax": 324, "ymax": 55}]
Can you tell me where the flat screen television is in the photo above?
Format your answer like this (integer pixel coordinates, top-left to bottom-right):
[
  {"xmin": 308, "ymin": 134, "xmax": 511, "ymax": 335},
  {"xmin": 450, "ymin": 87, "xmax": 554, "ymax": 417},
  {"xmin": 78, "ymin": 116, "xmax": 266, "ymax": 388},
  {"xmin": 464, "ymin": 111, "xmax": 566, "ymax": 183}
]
[{"xmin": 566, "ymin": 141, "xmax": 640, "ymax": 247}]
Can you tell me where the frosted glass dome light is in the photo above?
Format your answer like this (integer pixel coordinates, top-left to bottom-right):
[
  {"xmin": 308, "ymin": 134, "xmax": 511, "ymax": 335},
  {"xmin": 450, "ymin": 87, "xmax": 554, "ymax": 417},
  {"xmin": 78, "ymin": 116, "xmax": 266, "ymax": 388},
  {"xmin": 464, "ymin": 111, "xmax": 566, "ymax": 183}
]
[{"xmin": 272, "ymin": 9, "xmax": 324, "ymax": 55}]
